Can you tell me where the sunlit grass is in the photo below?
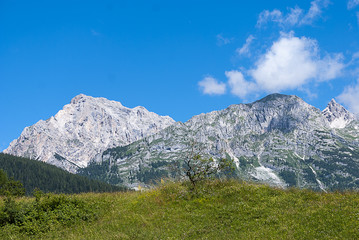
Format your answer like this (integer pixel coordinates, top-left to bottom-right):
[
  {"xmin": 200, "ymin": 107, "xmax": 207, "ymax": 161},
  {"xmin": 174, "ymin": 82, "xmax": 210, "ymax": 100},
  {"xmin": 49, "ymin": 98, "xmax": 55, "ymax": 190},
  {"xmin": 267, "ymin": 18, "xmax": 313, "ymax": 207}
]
[{"xmin": 1, "ymin": 180, "xmax": 358, "ymax": 239}]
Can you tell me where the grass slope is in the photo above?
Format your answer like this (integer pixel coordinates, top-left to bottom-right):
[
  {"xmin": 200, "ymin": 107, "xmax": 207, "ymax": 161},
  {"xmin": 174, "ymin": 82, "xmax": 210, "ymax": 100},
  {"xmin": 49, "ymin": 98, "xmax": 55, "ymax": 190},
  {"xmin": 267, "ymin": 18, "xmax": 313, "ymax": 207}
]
[{"xmin": 1, "ymin": 180, "xmax": 359, "ymax": 239}]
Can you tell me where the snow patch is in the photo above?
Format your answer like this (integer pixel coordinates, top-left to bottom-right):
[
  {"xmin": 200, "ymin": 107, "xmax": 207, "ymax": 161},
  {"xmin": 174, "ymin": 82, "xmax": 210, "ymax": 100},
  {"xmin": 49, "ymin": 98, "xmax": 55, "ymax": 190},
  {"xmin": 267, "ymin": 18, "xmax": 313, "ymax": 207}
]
[
  {"xmin": 309, "ymin": 166, "xmax": 327, "ymax": 192},
  {"xmin": 251, "ymin": 166, "xmax": 286, "ymax": 187},
  {"xmin": 329, "ymin": 117, "xmax": 349, "ymax": 129},
  {"xmin": 294, "ymin": 152, "xmax": 305, "ymax": 160},
  {"xmin": 226, "ymin": 151, "xmax": 240, "ymax": 169}
]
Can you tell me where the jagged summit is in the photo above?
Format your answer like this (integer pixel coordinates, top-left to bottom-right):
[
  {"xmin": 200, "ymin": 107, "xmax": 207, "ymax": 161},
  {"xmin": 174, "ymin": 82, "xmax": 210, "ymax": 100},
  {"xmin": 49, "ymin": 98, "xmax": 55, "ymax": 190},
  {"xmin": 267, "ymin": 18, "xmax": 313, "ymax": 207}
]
[
  {"xmin": 4, "ymin": 95, "xmax": 175, "ymax": 173},
  {"xmin": 252, "ymin": 93, "xmax": 299, "ymax": 104},
  {"xmin": 87, "ymin": 93, "xmax": 359, "ymax": 191},
  {"xmin": 70, "ymin": 94, "xmax": 124, "ymax": 107},
  {"xmin": 322, "ymin": 98, "xmax": 355, "ymax": 129},
  {"xmin": 246, "ymin": 94, "xmax": 307, "ymax": 111},
  {"xmin": 70, "ymin": 94, "xmax": 92, "ymax": 104}
]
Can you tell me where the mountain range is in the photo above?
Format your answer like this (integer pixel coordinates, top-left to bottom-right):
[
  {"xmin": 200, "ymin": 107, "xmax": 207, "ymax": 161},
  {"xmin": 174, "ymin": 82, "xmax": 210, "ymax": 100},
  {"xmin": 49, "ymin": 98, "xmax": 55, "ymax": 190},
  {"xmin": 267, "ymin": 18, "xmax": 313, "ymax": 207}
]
[{"xmin": 4, "ymin": 93, "xmax": 359, "ymax": 191}]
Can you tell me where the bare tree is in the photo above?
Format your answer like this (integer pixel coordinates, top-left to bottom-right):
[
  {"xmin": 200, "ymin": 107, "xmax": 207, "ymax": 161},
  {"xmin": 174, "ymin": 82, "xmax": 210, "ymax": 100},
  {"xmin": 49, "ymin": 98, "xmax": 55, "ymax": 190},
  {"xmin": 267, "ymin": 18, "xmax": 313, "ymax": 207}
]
[{"xmin": 180, "ymin": 141, "xmax": 235, "ymax": 188}]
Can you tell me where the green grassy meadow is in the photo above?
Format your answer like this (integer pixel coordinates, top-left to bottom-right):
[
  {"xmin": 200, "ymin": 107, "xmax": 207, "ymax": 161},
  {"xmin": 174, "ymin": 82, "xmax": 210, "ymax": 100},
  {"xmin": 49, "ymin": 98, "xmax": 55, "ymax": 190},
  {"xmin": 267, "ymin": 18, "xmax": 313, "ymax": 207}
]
[{"xmin": 1, "ymin": 180, "xmax": 359, "ymax": 239}]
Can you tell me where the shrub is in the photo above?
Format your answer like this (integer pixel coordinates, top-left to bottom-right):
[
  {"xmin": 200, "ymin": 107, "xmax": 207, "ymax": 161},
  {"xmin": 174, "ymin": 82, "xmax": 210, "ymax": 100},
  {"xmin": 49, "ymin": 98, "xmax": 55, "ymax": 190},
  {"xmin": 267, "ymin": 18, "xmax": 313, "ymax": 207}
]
[
  {"xmin": 0, "ymin": 190, "xmax": 97, "ymax": 235},
  {"xmin": 0, "ymin": 169, "xmax": 25, "ymax": 197}
]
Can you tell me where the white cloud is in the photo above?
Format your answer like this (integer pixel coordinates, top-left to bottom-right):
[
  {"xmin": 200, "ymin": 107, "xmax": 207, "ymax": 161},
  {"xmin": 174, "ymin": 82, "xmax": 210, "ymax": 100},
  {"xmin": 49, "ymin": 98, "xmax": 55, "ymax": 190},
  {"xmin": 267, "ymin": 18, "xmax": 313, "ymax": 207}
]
[
  {"xmin": 337, "ymin": 80, "xmax": 359, "ymax": 113},
  {"xmin": 216, "ymin": 34, "xmax": 233, "ymax": 46},
  {"xmin": 250, "ymin": 35, "xmax": 317, "ymax": 92},
  {"xmin": 226, "ymin": 71, "xmax": 257, "ymax": 98},
  {"xmin": 348, "ymin": 0, "xmax": 359, "ymax": 9},
  {"xmin": 257, "ymin": 0, "xmax": 330, "ymax": 28},
  {"xmin": 300, "ymin": 0, "xmax": 330, "ymax": 25},
  {"xmin": 285, "ymin": 7, "xmax": 303, "ymax": 26},
  {"xmin": 257, "ymin": 9, "xmax": 284, "ymax": 27},
  {"xmin": 346, "ymin": 51, "xmax": 359, "ymax": 71},
  {"xmin": 351, "ymin": 51, "xmax": 359, "ymax": 62},
  {"xmin": 250, "ymin": 34, "xmax": 344, "ymax": 92},
  {"xmin": 206, "ymin": 34, "xmax": 345, "ymax": 100},
  {"xmin": 237, "ymin": 35, "xmax": 255, "ymax": 56},
  {"xmin": 347, "ymin": 51, "xmax": 359, "ymax": 76},
  {"xmin": 317, "ymin": 54, "xmax": 344, "ymax": 81},
  {"xmin": 198, "ymin": 76, "xmax": 226, "ymax": 95}
]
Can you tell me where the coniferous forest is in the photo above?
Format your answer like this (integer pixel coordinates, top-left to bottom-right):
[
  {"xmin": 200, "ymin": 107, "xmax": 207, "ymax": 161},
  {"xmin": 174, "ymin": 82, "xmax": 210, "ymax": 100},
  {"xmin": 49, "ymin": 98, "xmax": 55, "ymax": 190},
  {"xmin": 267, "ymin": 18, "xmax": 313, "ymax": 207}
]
[{"xmin": 0, "ymin": 153, "xmax": 127, "ymax": 195}]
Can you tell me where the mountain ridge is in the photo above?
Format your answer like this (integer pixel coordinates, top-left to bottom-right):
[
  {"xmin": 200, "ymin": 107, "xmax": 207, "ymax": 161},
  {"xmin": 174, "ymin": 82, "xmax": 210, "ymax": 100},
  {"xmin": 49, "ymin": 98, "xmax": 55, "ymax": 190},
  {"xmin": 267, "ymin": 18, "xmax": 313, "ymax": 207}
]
[
  {"xmin": 4, "ymin": 93, "xmax": 359, "ymax": 191},
  {"xmin": 4, "ymin": 94, "xmax": 175, "ymax": 172},
  {"xmin": 81, "ymin": 93, "xmax": 359, "ymax": 190}
]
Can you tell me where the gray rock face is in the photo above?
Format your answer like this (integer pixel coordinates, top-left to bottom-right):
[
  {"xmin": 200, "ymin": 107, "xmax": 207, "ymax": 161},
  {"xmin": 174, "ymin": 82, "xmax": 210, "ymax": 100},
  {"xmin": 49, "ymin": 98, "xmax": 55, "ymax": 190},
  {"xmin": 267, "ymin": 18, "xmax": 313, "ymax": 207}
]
[
  {"xmin": 82, "ymin": 94, "xmax": 359, "ymax": 191},
  {"xmin": 4, "ymin": 94, "xmax": 175, "ymax": 173},
  {"xmin": 322, "ymin": 99, "xmax": 356, "ymax": 129}
]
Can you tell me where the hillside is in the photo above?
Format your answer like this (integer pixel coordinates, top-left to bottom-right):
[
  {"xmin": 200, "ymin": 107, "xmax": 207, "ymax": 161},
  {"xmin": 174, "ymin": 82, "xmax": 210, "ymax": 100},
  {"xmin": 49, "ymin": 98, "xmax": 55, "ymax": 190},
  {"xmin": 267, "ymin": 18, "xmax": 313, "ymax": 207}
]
[
  {"xmin": 0, "ymin": 180, "xmax": 358, "ymax": 239},
  {"xmin": 83, "ymin": 94, "xmax": 359, "ymax": 191},
  {"xmin": 0, "ymin": 153, "xmax": 127, "ymax": 195}
]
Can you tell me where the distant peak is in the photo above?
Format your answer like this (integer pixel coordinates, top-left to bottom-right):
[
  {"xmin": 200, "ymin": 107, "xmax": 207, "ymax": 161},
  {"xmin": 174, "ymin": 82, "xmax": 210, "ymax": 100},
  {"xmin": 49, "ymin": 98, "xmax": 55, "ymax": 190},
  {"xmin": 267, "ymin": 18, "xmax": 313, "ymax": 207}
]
[
  {"xmin": 327, "ymin": 98, "xmax": 340, "ymax": 107},
  {"xmin": 323, "ymin": 99, "xmax": 355, "ymax": 128},
  {"xmin": 69, "ymin": 94, "xmax": 124, "ymax": 107},
  {"xmin": 70, "ymin": 94, "xmax": 92, "ymax": 104},
  {"xmin": 134, "ymin": 106, "xmax": 146, "ymax": 110},
  {"xmin": 252, "ymin": 93, "xmax": 299, "ymax": 104},
  {"xmin": 267, "ymin": 93, "xmax": 287, "ymax": 97},
  {"xmin": 324, "ymin": 98, "xmax": 347, "ymax": 112}
]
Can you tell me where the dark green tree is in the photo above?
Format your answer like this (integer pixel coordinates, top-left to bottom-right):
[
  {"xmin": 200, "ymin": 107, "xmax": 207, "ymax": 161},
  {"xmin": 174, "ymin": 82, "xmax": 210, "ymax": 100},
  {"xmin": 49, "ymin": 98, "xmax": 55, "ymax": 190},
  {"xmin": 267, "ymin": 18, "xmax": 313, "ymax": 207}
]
[
  {"xmin": 0, "ymin": 169, "xmax": 7, "ymax": 186},
  {"xmin": 0, "ymin": 169, "xmax": 25, "ymax": 197}
]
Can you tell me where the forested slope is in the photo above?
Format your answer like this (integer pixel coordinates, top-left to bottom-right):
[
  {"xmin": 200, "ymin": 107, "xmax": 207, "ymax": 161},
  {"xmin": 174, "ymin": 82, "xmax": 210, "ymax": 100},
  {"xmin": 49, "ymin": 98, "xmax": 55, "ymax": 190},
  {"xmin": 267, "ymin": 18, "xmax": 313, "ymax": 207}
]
[{"xmin": 0, "ymin": 153, "xmax": 127, "ymax": 195}]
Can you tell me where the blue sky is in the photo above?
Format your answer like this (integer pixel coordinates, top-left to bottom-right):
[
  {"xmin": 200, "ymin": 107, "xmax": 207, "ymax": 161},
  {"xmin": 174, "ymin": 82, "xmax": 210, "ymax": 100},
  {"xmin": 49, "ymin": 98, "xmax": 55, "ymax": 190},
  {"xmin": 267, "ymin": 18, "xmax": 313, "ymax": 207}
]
[{"xmin": 1, "ymin": 0, "xmax": 359, "ymax": 151}]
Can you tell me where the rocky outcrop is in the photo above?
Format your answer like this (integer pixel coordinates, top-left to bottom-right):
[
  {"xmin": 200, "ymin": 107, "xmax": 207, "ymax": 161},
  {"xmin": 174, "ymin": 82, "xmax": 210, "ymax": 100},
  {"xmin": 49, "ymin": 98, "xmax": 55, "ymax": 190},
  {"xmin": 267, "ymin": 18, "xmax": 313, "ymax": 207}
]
[
  {"xmin": 4, "ymin": 94, "xmax": 175, "ymax": 172},
  {"xmin": 322, "ymin": 98, "xmax": 356, "ymax": 129}
]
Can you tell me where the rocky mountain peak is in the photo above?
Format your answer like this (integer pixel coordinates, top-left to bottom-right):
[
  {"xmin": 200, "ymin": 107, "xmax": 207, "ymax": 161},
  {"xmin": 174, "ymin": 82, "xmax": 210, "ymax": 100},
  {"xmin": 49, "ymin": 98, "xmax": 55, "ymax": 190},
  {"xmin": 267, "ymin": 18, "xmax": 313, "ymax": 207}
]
[
  {"xmin": 251, "ymin": 93, "xmax": 301, "ymax": 104},
  {"xmin": 4, "ymin": 95, "xmax": 175, "ymax": 173},
  {"xmin": 70, "ymin": 94, "xmax": 124, "ymax": 108},
  {"xmin": 86, "ymin": 93, "xmax": 359, "ymax": 191},
  {"xmin": 70, "ymin": 94, "xmax": 89, "ymax": 104},
  {"xmin": 247, "ymin": 94, "xmax": 310, "ymax": 114},
  {"xmin": 322, "ymin": 99, "xmax": 355, "ymax": 128}
]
